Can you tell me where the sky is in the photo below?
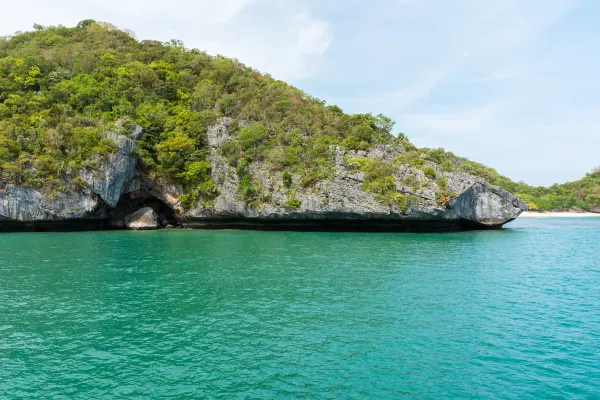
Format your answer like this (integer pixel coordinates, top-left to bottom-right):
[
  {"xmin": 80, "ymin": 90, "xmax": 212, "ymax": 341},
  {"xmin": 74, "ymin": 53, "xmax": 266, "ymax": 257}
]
[{"xmin": 2, "ymin": 0, "xmax": 599, "ymax": 186}]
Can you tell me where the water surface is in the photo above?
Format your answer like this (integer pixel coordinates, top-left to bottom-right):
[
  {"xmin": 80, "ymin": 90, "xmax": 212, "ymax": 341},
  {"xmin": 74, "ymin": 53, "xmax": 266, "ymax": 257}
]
[{"xmin": 1, "ymin": 218, "xmax": 599, "ymax": 398}]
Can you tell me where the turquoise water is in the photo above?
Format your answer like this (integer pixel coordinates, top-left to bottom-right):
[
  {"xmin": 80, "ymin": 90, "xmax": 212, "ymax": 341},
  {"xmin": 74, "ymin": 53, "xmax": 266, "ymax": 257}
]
[{"xmin": 1, "ymin": 218, "xmax": 599, "ymax": 399}]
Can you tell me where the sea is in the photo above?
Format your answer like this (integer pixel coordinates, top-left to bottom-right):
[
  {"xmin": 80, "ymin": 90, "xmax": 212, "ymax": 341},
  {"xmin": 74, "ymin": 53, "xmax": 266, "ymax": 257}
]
[{"xmin": 1, "ymin": 217, "xmax": 599, "ymax": 399}]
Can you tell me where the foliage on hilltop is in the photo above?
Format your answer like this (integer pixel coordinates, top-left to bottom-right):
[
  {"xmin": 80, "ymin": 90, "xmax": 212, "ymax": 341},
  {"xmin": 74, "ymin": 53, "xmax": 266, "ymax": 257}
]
[
  {"xmin": 0, "ymin": 20, "xmax": 397, "ymax": 195},
  {"xmin": 0, "ymin": 21, "xmax": 598, "ymax": 212}
]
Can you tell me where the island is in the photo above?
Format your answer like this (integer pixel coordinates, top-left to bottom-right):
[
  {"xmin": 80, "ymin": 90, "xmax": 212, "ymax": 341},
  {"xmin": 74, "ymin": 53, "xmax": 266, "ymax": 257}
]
[{"xmin": 1, "ymin": 21, "xmax": 596, "ymax": 232}]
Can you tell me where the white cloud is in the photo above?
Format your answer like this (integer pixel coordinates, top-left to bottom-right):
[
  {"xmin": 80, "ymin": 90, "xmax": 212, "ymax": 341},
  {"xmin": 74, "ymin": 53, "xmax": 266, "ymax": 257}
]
[
  {"xmin": 175, "ymin": 5, "xmax": 332, "ymax": 81},
  {"xmin": 294, "ymin": 13, "xmax": 331, "ymax": 55},
  {"xmin": 0, "ymin": 0, "xmax": 332, "ymax": 81}
]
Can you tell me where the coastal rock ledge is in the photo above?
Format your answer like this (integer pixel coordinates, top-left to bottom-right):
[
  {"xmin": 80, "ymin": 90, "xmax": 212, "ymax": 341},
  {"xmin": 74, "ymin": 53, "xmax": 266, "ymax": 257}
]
[{"xmin": 0, "ymin": 121, "xmax": 526, "ymax": 233}]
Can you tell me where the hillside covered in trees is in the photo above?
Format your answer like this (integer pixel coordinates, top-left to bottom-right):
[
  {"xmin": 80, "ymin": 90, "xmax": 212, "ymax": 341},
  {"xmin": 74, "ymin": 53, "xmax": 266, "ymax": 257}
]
[{"xmin": 0, "ymin": 21, "xmax": 598, "ymax": 213}]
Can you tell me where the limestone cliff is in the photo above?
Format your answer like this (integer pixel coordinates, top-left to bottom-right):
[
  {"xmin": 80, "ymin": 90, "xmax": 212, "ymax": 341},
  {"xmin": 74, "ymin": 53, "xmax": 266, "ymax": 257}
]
[
  {"xmin": 176, "ymin": 119, "xmax": 525, "ymax": 230},
  {"xmin": 0, "ymin": 119, "xmax": 525, "ymax": 232}
]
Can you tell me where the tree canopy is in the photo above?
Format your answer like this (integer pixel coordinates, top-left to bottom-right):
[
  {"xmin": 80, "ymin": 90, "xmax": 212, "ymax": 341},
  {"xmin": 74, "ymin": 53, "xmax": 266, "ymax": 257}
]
[
  {"xmin": 0, "ymin": 21, "xmax": 397, "ymax": 192},
  {"xmin": 0, "ymin": 21, "xmax": 598, "ymax": 211}
]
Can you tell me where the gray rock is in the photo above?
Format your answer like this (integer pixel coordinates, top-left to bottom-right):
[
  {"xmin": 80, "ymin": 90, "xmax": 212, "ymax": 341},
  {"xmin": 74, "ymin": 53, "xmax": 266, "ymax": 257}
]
[
  {"xmin": 326, "ymin": 173, "xmax": 389, "ymax": 215},
  {"xmin": 367, "ymin": 144, "xmax": 403, "ymax": 162},
  {"xmin": 0, "ymin": 185, "xmax": 101, "ymax": 221},
  {"xmin": 130, "ymin": 124, "xmax": 144, "ymax": 140},
  {"xmin": 79, "ymin": 132, "xmax": 137, "ymax": 207},
  {"xmin": 122, "ymin": 176, "xmax": 146, "ymax": 194},
  {"xmin": 445, "ymin": 172, "xmax": 478, "ymax": 195},
  {"xmin": 451, "ymin": 182, "xmax": 526, "ymax": 226},
  {"xmin": 124, "ymin": 207, "xmax": 158, "ymax": 230},
  {"xmin": 114, "ymin": 120, "xmax": 144, "ymax": 141},
  {"xmin": 207, "ymin": 117, "xmax": 234, "ymax": 148}
]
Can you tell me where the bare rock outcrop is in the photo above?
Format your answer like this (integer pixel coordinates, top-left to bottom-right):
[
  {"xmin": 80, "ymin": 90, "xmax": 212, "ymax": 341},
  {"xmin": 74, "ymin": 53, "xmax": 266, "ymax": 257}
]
[
  {"xmin": 79, "ymin": 130, "xmax": 139, "ymax": 208},
  {"xmin": 124, "ymin": 207, "xmax": 159, "ymax": 230},
  {"xmin": 450, "ymin": 182, "xmax": 527, "ymax": 226},
  {"xmin": 0, "ymin": 185, "xmax": 101, "ymax": 221}
]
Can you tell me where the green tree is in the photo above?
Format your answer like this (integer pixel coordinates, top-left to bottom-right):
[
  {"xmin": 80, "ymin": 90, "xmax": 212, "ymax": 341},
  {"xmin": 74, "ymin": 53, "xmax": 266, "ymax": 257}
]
[
  {"xmin": 238, "ymin": 123, "xmax": 269, "ymax": 158},
  {"xmin": 156, "ymin": 135, "xmax": 195, "ymax": 174}
]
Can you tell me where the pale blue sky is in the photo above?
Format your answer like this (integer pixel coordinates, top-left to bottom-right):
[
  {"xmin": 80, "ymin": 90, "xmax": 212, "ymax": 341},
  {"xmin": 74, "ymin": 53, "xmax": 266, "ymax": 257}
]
[{"xmin": 2, "ymin": 0, "xmax": 599, "ymax": 186}]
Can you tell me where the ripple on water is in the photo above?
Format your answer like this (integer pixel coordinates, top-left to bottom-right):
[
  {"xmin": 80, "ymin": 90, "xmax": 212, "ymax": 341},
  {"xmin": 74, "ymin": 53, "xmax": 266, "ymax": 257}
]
[{"xmin": 1, "ymin": 219, "xmax": 600, "ymax": 398}]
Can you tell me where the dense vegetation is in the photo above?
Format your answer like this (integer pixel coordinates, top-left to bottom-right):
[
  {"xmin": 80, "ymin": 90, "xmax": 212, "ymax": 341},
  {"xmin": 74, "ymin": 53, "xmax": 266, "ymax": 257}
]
[
  {"xmin": 1, "ymin": 21, "xmax": 598, "ymax": 212},
  {"xmin": 513, "ymin": 169, "xmax": 600, "ymax": 212},
  {"xmin": 392, "ymin": 147, "xmax": 600, "ymax": 211},
  {"xmin": 0, "ymin": 21, "xmax": 396, "ymax": 201}
]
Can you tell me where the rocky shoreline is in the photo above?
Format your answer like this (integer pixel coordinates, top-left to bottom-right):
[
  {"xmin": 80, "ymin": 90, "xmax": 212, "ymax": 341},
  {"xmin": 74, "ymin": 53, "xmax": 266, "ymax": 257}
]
[{"xmin": 0, "ymin": 120, "xmax": 526, "ymax": 233}]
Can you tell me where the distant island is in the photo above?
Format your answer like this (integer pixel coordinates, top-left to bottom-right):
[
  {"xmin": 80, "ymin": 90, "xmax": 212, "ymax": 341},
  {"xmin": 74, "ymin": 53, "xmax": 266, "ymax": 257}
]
[
  {"xmin": 0, "ymin": 21, "xmax": 597, "ymax": 231},
  {"xmin": 512, "ymin": 170, "xmax": 600, "ymax": 213}
]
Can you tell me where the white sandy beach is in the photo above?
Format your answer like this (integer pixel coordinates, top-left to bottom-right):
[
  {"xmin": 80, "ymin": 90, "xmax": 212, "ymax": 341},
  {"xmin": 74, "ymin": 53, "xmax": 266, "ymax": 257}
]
[{"xmin": 519, "ymin": 211, "xmax": 600, "ymax": 218}]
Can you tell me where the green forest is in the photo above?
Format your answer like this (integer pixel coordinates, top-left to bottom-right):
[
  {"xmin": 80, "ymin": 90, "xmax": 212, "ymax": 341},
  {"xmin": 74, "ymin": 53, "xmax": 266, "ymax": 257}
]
[{"xmin": 1, "ymin": 20, "xmax": 599, "ymax": 211}]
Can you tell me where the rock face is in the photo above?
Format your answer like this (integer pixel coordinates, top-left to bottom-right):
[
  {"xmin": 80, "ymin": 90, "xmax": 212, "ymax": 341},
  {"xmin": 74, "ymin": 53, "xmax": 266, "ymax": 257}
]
[
  {"xmin": 451, "ymin": 182, "xmax": 527, "ymax": 227},
  {"xmin": 0, "ymin": 125, "xmax": 142, "ymax": 231},
  {"xmin": 79, "ymin": 131, "xmax": 138, "ymax": 208},
  {"xmin": 124, "ymin": 207, "xmax": 158, "ymax": 230},
  {"xmin": 180, "ymin": 119, "xmax": 525, "ymax": 230},
  {"xmin": 0, "ymin": 184, "xmax": 104, "ymax": 231},
  {"xmin": 0, "ymin": 119, "xmax": 526, "ymax": 232},
  {"xmin": 0, "ymin": 185, "xmax": 101, "ymax": 221}
]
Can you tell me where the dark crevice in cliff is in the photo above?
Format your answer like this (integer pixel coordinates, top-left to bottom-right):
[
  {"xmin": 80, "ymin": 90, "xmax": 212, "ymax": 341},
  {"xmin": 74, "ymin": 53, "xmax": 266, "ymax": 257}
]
[{"xmin": 109, "ymin": 190, "xmax": 179, "ymax": 228}]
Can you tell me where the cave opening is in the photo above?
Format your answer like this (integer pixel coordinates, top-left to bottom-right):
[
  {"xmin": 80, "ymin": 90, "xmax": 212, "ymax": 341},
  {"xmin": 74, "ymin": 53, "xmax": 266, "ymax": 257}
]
[{"xmin": 109, "ymin": 189, "xmax": 179, "ymax": 229}]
